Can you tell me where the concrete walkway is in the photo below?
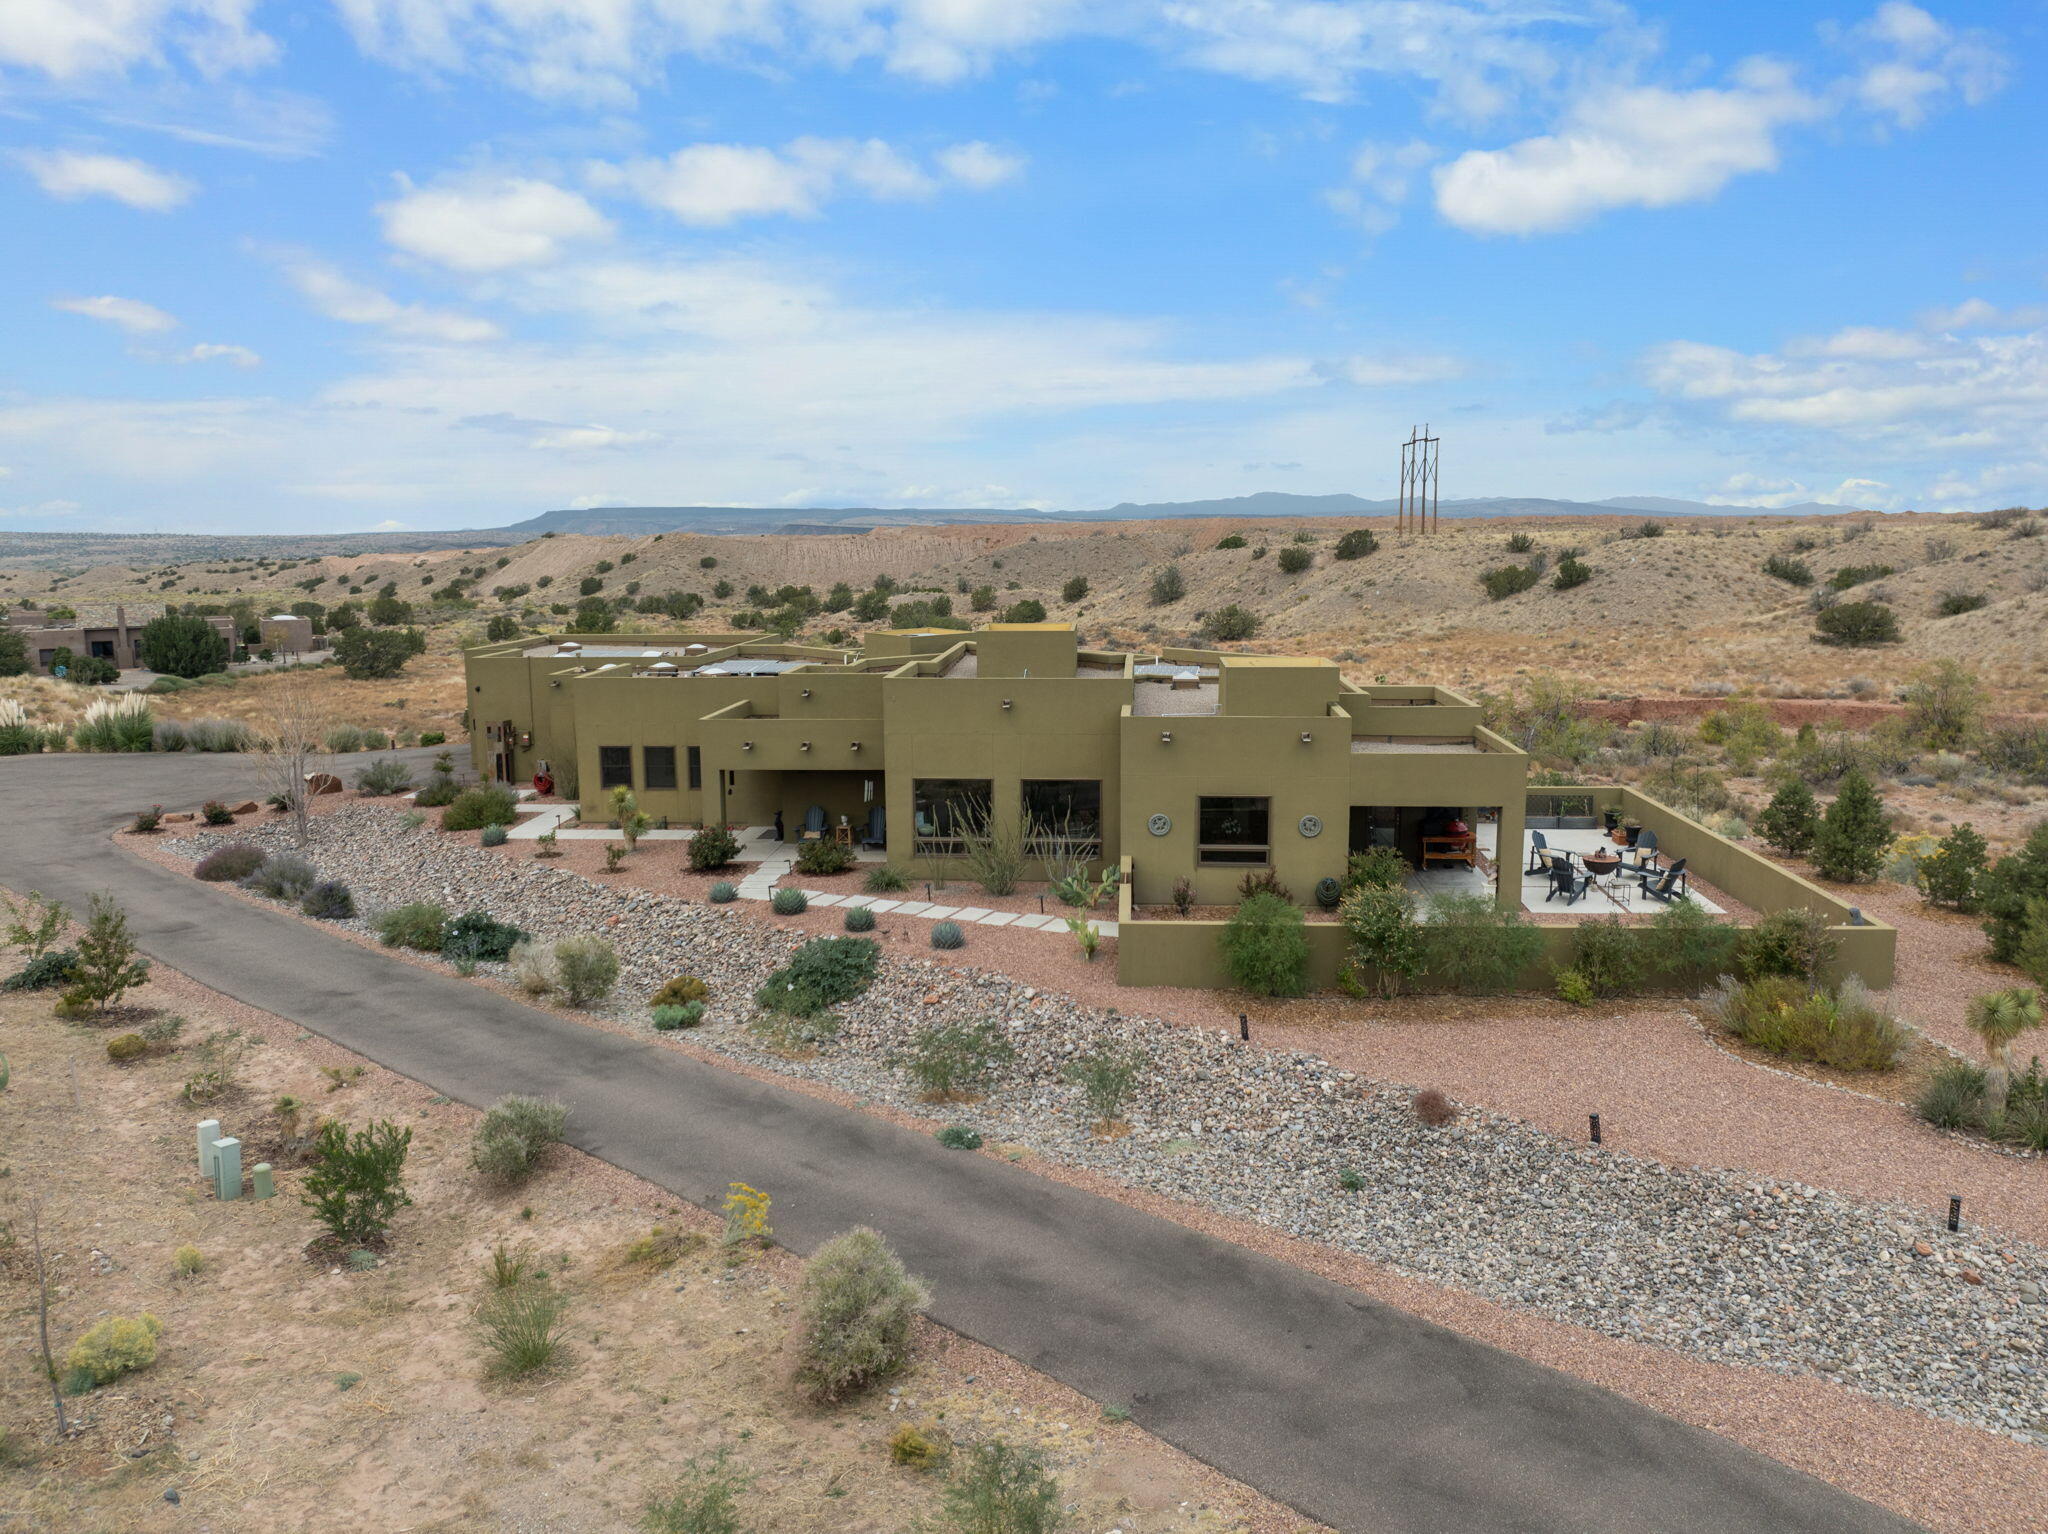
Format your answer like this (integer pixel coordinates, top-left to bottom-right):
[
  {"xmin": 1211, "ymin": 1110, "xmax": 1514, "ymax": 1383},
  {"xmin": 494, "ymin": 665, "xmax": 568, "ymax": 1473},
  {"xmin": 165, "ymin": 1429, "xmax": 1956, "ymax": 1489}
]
[{"xmin": 0, "ymin": 748, "xmax": 1923, "ymax": 1534}]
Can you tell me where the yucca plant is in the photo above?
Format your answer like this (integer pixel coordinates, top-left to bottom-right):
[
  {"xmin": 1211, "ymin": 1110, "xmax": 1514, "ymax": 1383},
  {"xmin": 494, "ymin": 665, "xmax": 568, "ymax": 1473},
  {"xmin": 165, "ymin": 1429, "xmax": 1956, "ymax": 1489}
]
[{"xmin": 1966, "ymin": 987, "xmax": 2044, "ymax": 1107}]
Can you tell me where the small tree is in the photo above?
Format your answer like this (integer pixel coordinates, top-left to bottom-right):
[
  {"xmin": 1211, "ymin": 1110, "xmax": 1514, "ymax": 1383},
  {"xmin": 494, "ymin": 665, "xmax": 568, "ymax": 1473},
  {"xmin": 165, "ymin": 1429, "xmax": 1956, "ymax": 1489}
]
[
  {"xmin": 1756, "ymin": 779, "xmax": 1819, "ymax": 856},
  {"xmin": 1060, "ymin": 575, "xmax": 1089, "ymax": 602},
  {"xmin": 609, "ymin": 785, "xmax": 651, "ymax": 849},
  {"xmin": 2016, "ymin": 898, "xmax": 2048, "ymax": 991},
  {"xmin": 1901, "ymin": 660, "xmax": 1987, "ymax": 750},
  {"xmin": 1980, "ymin": 823, "xmax": 2048, "ymax": 965},
  {"xmin": 1814, "ymin": 601, "xmax": 1900, "ymax": 647},
  {"xmin": 1339, "ymin": 885, "xmax": 1422, "ymax": 998},
  {"xmin": 249, "ymin": 680, "xmax": 328, "ymax": 846},
  {"xmin": 1276, "ymin": 545, "xmax": 1312, "ymax": 574},
  {"xmin": 0, "ymin": 627, "xmax": 26, "ymax": 677},
  {"xmin": 1219, "ymin": 891, "xmax": 1309, "ymax": 996},
  {"xmin": 1148, "ymin": 564, "xmax": 1186, "ymax": 605},
  {"xmin": 1965, "ymin": 987, "xmax": 2042, "ymax": 1108},
  {"xmin": 302, "ymin": 1120, "xmax": 413, "ymax": 1247},
  {"xmin": 1811, "ymin": 770, "xmax": 1891, "ymax": 883},
  {"xmin": 1203, "ymin": 604, "xmax": 1260, "ymax": 642},
  {"xmin": 942, "ymin": 1440, "xmax": 1062, "ymax": 1534},
  {"xmin": 791, "ymin": 1227, "xmax": 931, "ymax": 1403},
  {"xmin": 60, "ymin": 893, "xmax": 149, "ymax": 1013},
  {"xmin": 901, "ymin": 1021, "xmax": 1015, "ymax": 1101},
  {"xmin": 485, "ymin": 614, "xmax": 520, "ymax": 642},
  {"xmin": 1334, "ymin": 529, "xmax": 1377, "ymax": 560},
  {"xmin": 1917, "ymin": 823, "xmax": 1989, "ymax": 912},
  {"xmin": 135, "ymin": 612, "xmax": 228, "ymax": 678},
  {"xmin": 334, "ymin": 625, "xmax": 423, "ymax": 680},
  {"xmin": 969, "ymin": 584, "xmax": 997, "ymax": 612},
  {"xmin": 2, "ymin": 889, "xmax": 68, "ymax": 960}
]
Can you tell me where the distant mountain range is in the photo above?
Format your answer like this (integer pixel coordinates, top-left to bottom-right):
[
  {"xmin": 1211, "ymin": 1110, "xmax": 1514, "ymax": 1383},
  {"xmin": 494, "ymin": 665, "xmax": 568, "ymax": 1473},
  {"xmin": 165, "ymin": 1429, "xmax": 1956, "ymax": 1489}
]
[{"xmin": 0, "ymin": 490, "xmax": 1873, "ymax": 569}]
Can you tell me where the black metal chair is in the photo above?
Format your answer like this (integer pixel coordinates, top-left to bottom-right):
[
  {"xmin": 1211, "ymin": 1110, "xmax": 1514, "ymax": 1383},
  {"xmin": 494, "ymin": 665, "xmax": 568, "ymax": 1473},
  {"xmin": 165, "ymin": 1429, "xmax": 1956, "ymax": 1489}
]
[
  {"xmin": 1640, "ymin": 858, "xmax": 1690, "ymax": 903},
  {"xmin": 1545, "ymin": 861, "xmax": 1593, "ymax": 904}
]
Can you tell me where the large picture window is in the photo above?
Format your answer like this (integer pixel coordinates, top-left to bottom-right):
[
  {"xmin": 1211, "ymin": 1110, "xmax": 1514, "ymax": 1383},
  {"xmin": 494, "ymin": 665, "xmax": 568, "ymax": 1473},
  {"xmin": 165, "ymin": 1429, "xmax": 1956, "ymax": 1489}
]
[
  {"xmin": 912, "ymin": 778, "xmax": 992, "ymax": 853},
  {"xmin": 1198, "ymin": 795, "xmax": 1270, "ymax": 865},
  {"xmin": 598, "ymin": 745, "xmax": 633, "ymax": 790},
  {"xmin": 1023, "ymin": 779, "xmax": 1102, "ymax": 857},
  {"xmin": 643, "ymin": 745, "xmax": 677, "ymax": 791}
]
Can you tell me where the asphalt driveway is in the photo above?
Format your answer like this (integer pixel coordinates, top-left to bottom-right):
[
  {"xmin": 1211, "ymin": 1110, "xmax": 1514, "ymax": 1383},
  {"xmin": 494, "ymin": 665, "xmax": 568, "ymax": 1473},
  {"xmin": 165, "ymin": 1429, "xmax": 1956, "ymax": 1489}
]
[{"xmin": 0, "ymin": 748, "xmax": 1924, "ymax": 1534}]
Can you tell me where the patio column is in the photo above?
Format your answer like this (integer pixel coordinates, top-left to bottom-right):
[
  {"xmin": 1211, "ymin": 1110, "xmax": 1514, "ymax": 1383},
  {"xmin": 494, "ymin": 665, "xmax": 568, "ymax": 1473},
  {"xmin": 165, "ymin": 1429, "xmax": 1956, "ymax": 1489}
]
[{"xmin": 1494, "ymin": 792, "xmax": 1526, "ymax": 914}]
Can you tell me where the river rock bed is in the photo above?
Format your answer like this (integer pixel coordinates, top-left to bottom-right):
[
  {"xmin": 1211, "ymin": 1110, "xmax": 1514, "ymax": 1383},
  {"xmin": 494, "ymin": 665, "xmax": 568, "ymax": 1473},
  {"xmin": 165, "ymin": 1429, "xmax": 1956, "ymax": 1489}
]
[{"xmin": 174, "ymin": 807, "xmax": 2048, "ymax": 1445}]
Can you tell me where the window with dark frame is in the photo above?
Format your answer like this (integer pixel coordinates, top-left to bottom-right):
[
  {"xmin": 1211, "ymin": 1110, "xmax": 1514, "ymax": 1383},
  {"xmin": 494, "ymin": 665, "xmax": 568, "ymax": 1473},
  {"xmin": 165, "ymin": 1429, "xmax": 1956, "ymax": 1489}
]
[
  {"xmin": 686, "ymin": 745, "xmax": 702, "ymax": 790},
  {"xmin": 643, "ymin": 745, "xmax": 677, "ymax": 791},
  {"xmin": 598, "ymin": 745, "xmax": 633, "ymax": 790},
  {"xmin": 1198, "ymin": 795, "xmax": 1270, "ymax": 865},
  {"xmin": 912, "ymin": 778, "xmax": 992, "ymax": 849},
  {"xmin": 1022, "ymin": 780, "xmax": 1102, "ymax": 843}
]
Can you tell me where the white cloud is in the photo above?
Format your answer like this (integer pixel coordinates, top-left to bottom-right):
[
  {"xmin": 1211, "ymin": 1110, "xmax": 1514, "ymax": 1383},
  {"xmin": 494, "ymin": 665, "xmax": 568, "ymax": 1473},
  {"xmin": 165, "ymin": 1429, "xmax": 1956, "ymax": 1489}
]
[
  {"xmin": 1703, "ymin": 473, "xmax": 1895, "ymax": 510},
  {"xmin": 936, "ymin": 141, "xmax": 1025, "ymax": 189},
  {"xmin": 1835, "ymin": 2, "xmax": 2008, "ymax": 128},
  {"xmin": 0, "ymin": 0, "xmax": 274, "ymax": 80},
  {"xmin": 284, "ymin": 257, "xmax": 503, "ymax": 342},
  {"xmin": 178, "ymin": 342, "xmax": 261, "ymax": 366},
  {"xmin": 1338, "ymin": 353, "xmax": 1465, "ymax": 386},
  {"xmin": 1792, "ymin": 325, "xmax": 1931, "ymax": 361},
  {"xmin": 15, "ymin": 148, "xmax": 194, "ymax": 209},
  {"xmin": 527, "ymin": 425, "xmax": 660, "ymax": 450},
  {"xmin": 1434, "ymin": 62, "xmax": 1823, "ymax": 235},
  {"xmin": 378, "ymin": 175, "xmax": 612, "ymax": 271},
  {"xmin": 52, "ymin": 294, "xmax": 178, "ymax": 333},
  {"xmin": 1324, "ymin": 138, "xmax": 1436, "ymax": 235},
  {"xmin": 591, "ymin": 137, "xmax": 1013, "ymax": 227},
  {"xmin": 371, "ymin": 519, "xmax": 410, "ymax": 529}
]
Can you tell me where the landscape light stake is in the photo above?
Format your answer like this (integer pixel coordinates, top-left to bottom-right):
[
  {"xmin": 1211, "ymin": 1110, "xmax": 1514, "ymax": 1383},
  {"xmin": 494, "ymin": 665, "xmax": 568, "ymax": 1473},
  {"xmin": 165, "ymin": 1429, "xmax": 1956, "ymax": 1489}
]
[
  {"xmin": 1948, "ymin": 1196, "xmax": 1962, "ymax": 1233},
  {"xmin": 1239, "ymin": 1013, "xmax": 1250, "ymax": 1043},
  {"xmin": 1589, "ymin": 1113, "xmax": 1602, "ymax": 1145}
]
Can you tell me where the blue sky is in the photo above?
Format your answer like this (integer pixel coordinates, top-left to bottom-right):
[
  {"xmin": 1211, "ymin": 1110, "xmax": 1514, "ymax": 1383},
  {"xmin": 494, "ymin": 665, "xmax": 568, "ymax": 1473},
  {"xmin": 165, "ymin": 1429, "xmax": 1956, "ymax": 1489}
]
[{"xmin": 2, "ymin": 1, "xmax": 2043, "ymax": 532}]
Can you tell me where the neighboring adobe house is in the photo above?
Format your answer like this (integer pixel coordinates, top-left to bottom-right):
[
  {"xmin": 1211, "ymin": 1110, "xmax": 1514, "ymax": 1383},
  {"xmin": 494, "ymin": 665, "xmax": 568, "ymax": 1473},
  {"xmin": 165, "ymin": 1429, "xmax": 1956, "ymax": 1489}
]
[
  {"xmin": 3, "ymin": 605, "xmax": 240, "ymax": 676},
  {"xmin": 258, "ymin": 612, "xmax": 321, "ymax": 655},
  {"xmin": 464, "ymin": 621, "xmax": 1897, "ymax": 990}
]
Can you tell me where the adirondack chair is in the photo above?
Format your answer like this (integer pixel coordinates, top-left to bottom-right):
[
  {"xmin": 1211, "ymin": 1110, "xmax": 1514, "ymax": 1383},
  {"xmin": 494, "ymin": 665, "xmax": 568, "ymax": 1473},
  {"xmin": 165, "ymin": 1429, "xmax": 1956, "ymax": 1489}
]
[
  {"xmin": 799, "ymin": 803, "xmax": 828, "ymax": 842},
  {"xmin": 1640, "ymin": 858, "xmax": 1690, "ymax": 903}
]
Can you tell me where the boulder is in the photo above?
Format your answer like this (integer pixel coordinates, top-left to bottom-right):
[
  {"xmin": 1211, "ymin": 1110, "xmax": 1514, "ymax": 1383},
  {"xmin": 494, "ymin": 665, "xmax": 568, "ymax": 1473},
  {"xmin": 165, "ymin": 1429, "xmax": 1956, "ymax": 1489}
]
[{"xmin": 306, "ymin": 773, "xmax": 344, "ymax": 795}]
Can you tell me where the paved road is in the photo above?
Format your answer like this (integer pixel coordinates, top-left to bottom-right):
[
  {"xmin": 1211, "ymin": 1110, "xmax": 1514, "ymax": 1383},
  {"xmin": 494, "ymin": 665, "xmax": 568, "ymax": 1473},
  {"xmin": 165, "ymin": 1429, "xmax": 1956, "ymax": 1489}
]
[{"xmin": 2, "ymin": 750, "xmax": 1922, "ymax": 1534}]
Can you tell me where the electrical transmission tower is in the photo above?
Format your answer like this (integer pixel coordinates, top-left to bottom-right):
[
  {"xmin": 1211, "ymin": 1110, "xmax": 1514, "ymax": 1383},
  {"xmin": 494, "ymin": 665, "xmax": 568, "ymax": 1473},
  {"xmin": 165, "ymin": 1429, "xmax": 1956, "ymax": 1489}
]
[{"xmin": 1398, "ymin": 425, "xmax": 1440, "ymax": 535}]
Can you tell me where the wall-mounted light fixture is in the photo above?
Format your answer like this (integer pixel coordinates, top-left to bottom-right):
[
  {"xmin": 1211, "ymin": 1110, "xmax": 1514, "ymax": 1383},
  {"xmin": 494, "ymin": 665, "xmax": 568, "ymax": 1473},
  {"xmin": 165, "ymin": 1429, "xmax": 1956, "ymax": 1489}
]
[
  {"xmin": 1159, "ymin": 730, "xmax": 1174, "ymax": 745},
  {"xmin": 800, "ymin": 741, "xmax": 812, "ymax": 752},
  {"xmin": 1300, "ymin": 731, "xmax": 1314, "ymax": 744},
  {"xmin": 742, "ymin": 741, "xmax": 754, "ymax": 751},
  {"xmin": 1001, "ymin": 698, "xmax": 1013, "ymax": 710},
  {"xmin": 850, "ymin": 741, "xmax": 862, "ymax": 752},
  {"xmin": 800, "ymin": 687, "xmax": 812, "ymax": 698}
]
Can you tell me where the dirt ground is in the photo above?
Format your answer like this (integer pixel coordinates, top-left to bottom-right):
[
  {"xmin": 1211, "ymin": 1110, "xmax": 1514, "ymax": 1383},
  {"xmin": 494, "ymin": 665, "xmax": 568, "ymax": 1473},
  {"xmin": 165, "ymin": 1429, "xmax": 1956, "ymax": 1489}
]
[{"xmin": 0, "ymin": 973, "xmax": 1321, "ymax": 1534}]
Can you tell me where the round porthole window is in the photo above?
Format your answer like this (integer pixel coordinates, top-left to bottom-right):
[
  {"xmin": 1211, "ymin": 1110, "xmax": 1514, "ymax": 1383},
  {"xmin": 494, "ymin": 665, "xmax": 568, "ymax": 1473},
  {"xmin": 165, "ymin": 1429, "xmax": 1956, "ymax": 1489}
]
[
  {"xmin": 1147, "ymin": 812, "xmax": 1172, "ymax": 837},
  {"xmin": 1298, "ymin": 814, "xmax": 1323, "ymax": 838}
]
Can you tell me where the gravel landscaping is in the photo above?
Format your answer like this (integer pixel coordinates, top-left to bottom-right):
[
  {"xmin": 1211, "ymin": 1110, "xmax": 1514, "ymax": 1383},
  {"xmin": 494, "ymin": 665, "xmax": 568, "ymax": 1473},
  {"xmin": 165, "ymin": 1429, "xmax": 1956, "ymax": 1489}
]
[{"xmin": 170, "ymin": 806, "xmax": 2048, "ymax": 1449}]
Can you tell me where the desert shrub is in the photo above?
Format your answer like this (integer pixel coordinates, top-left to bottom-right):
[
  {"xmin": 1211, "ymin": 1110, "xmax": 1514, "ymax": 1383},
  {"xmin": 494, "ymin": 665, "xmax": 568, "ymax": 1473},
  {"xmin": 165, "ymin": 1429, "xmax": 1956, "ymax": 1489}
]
[
  {"xmin": 1234, "ymin": 868, "xmax": 1291, "ymax": 903},
  {"xmin": 1981, "ymin": 823, "xmax": 2048, "ymax": 964},
  {"xmin": 771, "ymin": 887, "xmax": 809, "ymax": 915},
  {"xmin": 475, "ymin": 1278, "xmax": 569, "ymax": 1378},
  {"xmin": 194, "ymin": 842, "xmax": 267, "ymax": 882},
  {"xmin": 863, "ymin": 864, "xmax": 909, "ymax": 893},
  {"xmin": 1338, "ymin": 885, "xmax": 1421, "ymax": 998},
  {"xmin": 376, "ymin": 901, "xmax": 448, "ymax": 952},
  {"xmin": 1917, "ymin": 823, "xmax": 1989, "ymax": 911},
  {"xmin": 1649, "ymin": 897, "xmax": 1741, "ymax": 983},
  {"xmin": 201, "ymin": 800, "xmax": 235, "ymax": 826},
  {"xmin": 1702, "ymin": 975, "xmax": 1907, "ymax": 1072},
  {"xmin": 3, "ymin": 948, "xmax": 77, "ymax": 992},
  {"xmin": 795, "ymin": 839, "xmax": 855, "ymax": 876},
  {"xmin": 1203, "ymin": 604, "xmax": 1260, "ymax": 641},
  {"xmin": 179, "ymin": 1029, "xmax": 248, "ymax": 1103},
  {"xmin": 1811, "ymin": 770, "xmax": 1891, "ymax": 883},
  {"xmin": 1814, "ymin": 601, "xmax": 1900, "ymax": 647},
  {"xmin": 1640, "ymin": 759, "xmax": 1733, "ymax": 820},
  {"xmin": 708, "ymin": 881, "xmax": 738, "ymax": 903},
  {"xmin": 791, "ymin": 1226, "xmax": 931, "ymax": 1403},
  {"xmin": 1479, "ymin": 564, "xmax": 1539, "ymax": 600},
  {"xmin": 1916, "ymin": 1059, "xmax": 1988, "ymax": 1130},
  {"xmin": 302, "ymin": 1119, "xmax": 413, "ymax": 1246},
  {"xmin": 1061, "ymin": 575, "xmax": 1090, "ymax": 602},
  {"xmin": 65, "ymin": 1314, "xmax": 163, "ymax": 1388},
  {"xmin": 1418, "ymin": 893, "xmax": 1542, "ymax": 993},
  {"xmin": 1736, "ymin": 907, "xmax": 1838, "ymax": 984},
  {"xmin": 1170, "ymin": 876, "xmax": 1194, "ymax": 916},
  {"xmin": 1937, "ymin": 590, "xmax": 1988, "ymax": 617},
  {"xmin": 844, "ymin": 904, "xmax": 876, "ymax": 932},
  {"xmin": 471, "ymin": 1094, "xmax": 568, "ymax": 1184},
  {"xmin": 651, "ymin": 976, "xmax": 708, "ymax": 1008},
  {"xmin": 353, "ymin": 757, "xmax": 415, "ymax": 796},
  {"xmin": 508, "ymin": 940, "xmax": 555, "ymax": 997},
  {"xmin": 902, "ymin": 1021, "xmax": 1014, "ymax": 1101},
  {"xmin": 443, "ymin": 911, "xmax": 527, "ymax": 965},
  {"xmin": 1570, "ymin": 917, "xmax": 1649, "ymax": 998},
  {"xmin": 1276, "ymin": 544, "xmax": 1312, "ymax": 573},
  {"xmin": 1063, "ymin": 1045, "xmax": 1146, "ymax": 1130},
  {"xmin": 414, "ymin": 772, "xmax": 460, "ymax": 807},
  {"xmin": 1551, "ymin": 555, "xmax": 1592, "ymax": 590},
  {"xmin": 158, "ymin": 717, "xmax": 250, "ymax": 753},
  {"xmin": 1756, "ymin": 779, "xmax": 1819, "ymax": 855},
  {"xmin": 1148, "ymin": 564, "xmax": 1186, "ymax": 605},
  {"xmin": 652, "ymin": 1001, "xmax": 706, "ymax": 1031},
  {"xmin": 642, "ymin": 1448, "xmax": 751, "ymax": 1534},
  {"xmin": 942, "ymin": 1439, "xmax": 1061, "ymax": 1534},
  {"xmin": 71, "ymin": 694, "xmax": 155, "ymax": 752},
  {"xmin": 1554, "ymin": 968, "xmax": 1596, "ymax": 1006},
  {"xmin": 302, "ymin": 881, "xmax": 355, "ymax": 919},
  {"xmin": 481, "ymin": 824, "xmax": 508, "ymax": 848},
  {"xmin": 1762, "ymin": 554, "xmax": 1814, "ymax": 585},
  {"xmin": 553, "ymin": 936, "xmax": 619, "ymax": 1007},
  {"xmin": 934, "ymin": 1126, "xmax": 982, "ymax": 1151},
  {"xmin": 1981, "ymin": 724, "xmax": 2048, "ymax": 785},
  {"xmin": 757, "ymin": 936, "xmax": 878, "ymax": 1016},
  {"xmin": 1220, "ymin": 891, "xmax": 1309, "ymax": 996},
  {"xmin": 1902, "ymin": 659, "xmax": 1987, "ymax": 750},
  {"xmin": 244, "ymin": 852, "xmax": 319, "ymax": 901},
  {"xmin": 1829, "ymin": 562, "xmax": 1895, "ymax": 590},
  {"xmin": 1413, "ymin": 1088, "xmax": 1457, "ymax": 1127},
  {"xmin": 930, "ymin": 920, "xmax": 966, "ymax": 950},
  {"xmin": 131, "ymin": 805, "xmax": 163, "ymax": 831},
  {"xmin": 442, "ymin": 785, "xmax": 518, "ymax": 832},
  {"xmin": 1334, "ymin": 528, "xmax": 1378, "ymax": 559},
  {"xmin": 419, "ymin": 730, "xmax": 446, "ymax": 747},
  {"xmin": 173, "ymin": 1245, "xmax": 203, "ymax": 1277},
  {"xmin": 107, "ymin": 1032, "xmax": 147, "ymax": 1062},
  {"xmin": 325, "ymin": 724, "xmax": 368, "ymax": 753},
  {"xmin": 1343, "ymin": 846, "xmax": 1408, "ymax": 891},
  {"xmin": 1697, "ymin": 700, "xmax": 1783, "ymax": 763},
  {"xmin": 689, "ymin": 823, "xmax": 741, "ymax": 871}
]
